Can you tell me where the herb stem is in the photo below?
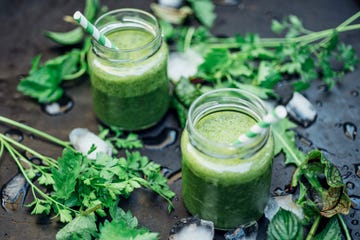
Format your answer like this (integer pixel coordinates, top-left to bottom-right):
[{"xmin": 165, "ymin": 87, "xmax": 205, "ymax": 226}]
[
  {"xmin": 306, "ymin": 215, "xmax": 321, "ymax": 240},
  {"xmin": 337, "ymin": 214, "xmax": 352, "ymax": 240},
  {"xmin": 206, "ymin": 23, "xmax": 360, "ymax": 49},
  {"xmin": 0, "ymin": 133, "xmax": 57, "ymax": 167},
  {"xmin": 2, "ymin": 140, "xmax": 77, "ymax": 214},
  {"xmin": 0, "ymin": 116, "xmax": 72, "ymax": 149},
  {"xmin": 184, "ymin": 26, "xmax": 195, "ymax": 51}
]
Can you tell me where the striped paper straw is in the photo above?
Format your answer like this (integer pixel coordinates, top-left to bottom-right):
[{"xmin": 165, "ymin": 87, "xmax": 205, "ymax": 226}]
[
  {"xmin": 234, "ymin": 105, "xmax": 287, "ymax": 145},
  {"xmin": 73, "ymin": 11, "xmax": 118, "ymax": 49}
]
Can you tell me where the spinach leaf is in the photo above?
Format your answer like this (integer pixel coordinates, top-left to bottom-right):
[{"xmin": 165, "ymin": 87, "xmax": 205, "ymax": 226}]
[{"xmin": 267, "ymin": 208, "xmax": 303, "ymax": 240}]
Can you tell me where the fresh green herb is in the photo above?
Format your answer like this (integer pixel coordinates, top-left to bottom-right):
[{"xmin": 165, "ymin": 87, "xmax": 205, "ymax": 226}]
[
  {"xmin": 283, "ymin": 150, "xmax": 352, "ymax": 240},
  {"xmin": 272, "ymin": 118, "xmax": 306, "ymax": 166},
  {"xmin": 99, "ymin": 207, "xmax": 158, "ymax": 240},
  {"xmin": 187, "ymin": 0, "xmax": 216, "ymax": 28},
  {"xmin": 17, "ymin": 38, "xmax": 90, "ymax": 103},
  {"xmin": 98, "ymin": 125, "xmax": 143, "ymax": 155},
  {"xmin": 44, "ymin": 0, "xmax": 99, "ymax": 46},
  {"xmin": 44, "ymin": 27, "xmax": 84, "ymax": 46},
  {"xmin": 267, "ymin": 208, "xmax": 303, "ymax": 240},
  {"xmin": 292, "ymin": 150, "xmax": 351, "ymax": 221},
  {"xmin": 0, "ymin": 116, "xmax": 174, "ymax": 239},
  {"xmin": 173, "ymin": 12, "xmax": 360, "ymax": 94},
  {"xmin": 313, "ymin": 216, "xmax": 342, "ymax": 240},
  {"xmin": 18, "ymin": 0, "xmax": 99, "ymax": 103}
]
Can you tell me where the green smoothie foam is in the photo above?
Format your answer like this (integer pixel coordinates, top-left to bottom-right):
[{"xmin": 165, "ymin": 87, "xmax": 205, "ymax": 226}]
[
  {"xmin": 181, "ymin": 110, "xmax": 274, "ymax": 229},
  {"xmin": 88, "ymin": 27, "xmax": 169, "ymax": 130}
]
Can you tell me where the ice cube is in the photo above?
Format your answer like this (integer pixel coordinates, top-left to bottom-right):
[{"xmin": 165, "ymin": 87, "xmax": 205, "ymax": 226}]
[
  {"xmin": 264, "ymin": 195, "xmax": 303, "ymax": 221},
  {"xmin": 286, "ymin": 92, "xmax": 317, "ymax": 127},
  {"xmin": 169, "ymin": 216, "xmax": 214, "ymax": 240},
  {"xmin": 224, "ymin": 221, "xmax": 258, "ymax": 240},
  {"xmin": 69, "ymin": 128, "xmax": 112, "ymax": 159}
]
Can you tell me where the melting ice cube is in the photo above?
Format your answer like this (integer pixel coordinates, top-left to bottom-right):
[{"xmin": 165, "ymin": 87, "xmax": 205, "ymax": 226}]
[
  {"xmin": 169, "ymin": 216, "xmax": 214, "ymax": 240},
  {"xmin": 69, "ymin": 128, "xmax": 112, "ymax": 159},
  {"xmin": 286, "ymin": 92, "xmax": 317, "ymax": 127},
  {"xmin": 264, "ymin": 195, "xmax": 303, "ymax": 221}
]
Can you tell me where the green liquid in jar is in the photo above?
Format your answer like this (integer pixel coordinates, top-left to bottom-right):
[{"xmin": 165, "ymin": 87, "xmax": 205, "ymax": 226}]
[
  {"xmin": 181, "ymin": 110, "xmax": 274, "ymax": 229},
  {"xmin": 88, "ymin": 28, "xmax": 169, "ymax": 130}
]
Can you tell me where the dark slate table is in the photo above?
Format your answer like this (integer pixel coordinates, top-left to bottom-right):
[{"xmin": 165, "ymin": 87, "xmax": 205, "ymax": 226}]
[{"xmin": 0, "ymin": 0, "xmax": 359, "ymax": 239}]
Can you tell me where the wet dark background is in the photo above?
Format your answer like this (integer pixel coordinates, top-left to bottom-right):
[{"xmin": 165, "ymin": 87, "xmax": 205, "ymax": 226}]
[{"xmin": 0, "ymin": 0, "xmax": 360, "ymax": 239}]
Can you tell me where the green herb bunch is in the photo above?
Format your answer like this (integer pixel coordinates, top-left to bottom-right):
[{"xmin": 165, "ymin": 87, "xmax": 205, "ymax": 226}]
[
  {"xmin": 0, "ymin": 116, "xmax": 174, "ymax": 239},
  {"xmin": 171, "ymin": 12, "xmax": 360, "ymax": 125}
]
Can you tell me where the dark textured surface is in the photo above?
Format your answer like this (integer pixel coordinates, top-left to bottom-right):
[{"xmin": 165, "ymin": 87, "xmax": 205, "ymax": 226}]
[{"xmin": 0, "ymin": 0, "xmax": 360, "ymax": 239}]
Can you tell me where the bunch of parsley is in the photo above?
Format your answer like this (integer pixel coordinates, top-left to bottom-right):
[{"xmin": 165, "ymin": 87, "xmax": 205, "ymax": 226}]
[{"xmin": 0, "ymin": 116, "xmax": 174, "ymax": 239}]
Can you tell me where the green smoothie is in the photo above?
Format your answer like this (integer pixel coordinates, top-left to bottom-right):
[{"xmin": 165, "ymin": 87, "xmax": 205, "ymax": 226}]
[
  {"xmin": 88, "ymin": 27, "xmax": 169, "ymax": 130},
  {"xmin": 181, "ymin": 110, "xmax": 274, "ymax": 229}
]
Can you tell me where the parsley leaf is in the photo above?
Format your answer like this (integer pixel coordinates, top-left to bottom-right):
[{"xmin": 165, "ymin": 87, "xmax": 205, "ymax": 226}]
[
  {"xmin": 56, "ymin": 214, "xmax": 97, "ymax": 240},
  {"xmin": 52, "ymin": 148, "xmax": 82, "ymax": 200},
  {"xmin": 272, "ymin": 118, "xmax": 306, "ymax": 166}
]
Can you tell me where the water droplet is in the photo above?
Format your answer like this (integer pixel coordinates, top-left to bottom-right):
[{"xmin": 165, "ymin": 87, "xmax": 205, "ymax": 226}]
[
  {"xmin": 346, "ymin": 182, "xmax": 355, "ymax": 190},
  {"xmin": 352, "ymin": 219, "xmax": 359, "ymax": 225},
  {"xmin": 4, "ymin": 129, "xmax": 24, "ymax": 142},
  {"xmin": 350, "ymin": 211, "xmax": 356, "ymax": 218},
  {"xmin": 354, "ymin": 164, "xmax": 360, "ymax": 178},
  {"xmin": 343, "ymin": 122, "xmax": 357, "ymax": 140},
  {"xmin": 350, "ymin": 195, "xmax": 360, "ymax": 210},
  {"xmin": 355, "ymin": 232, "xmax": 360, "ymax": 237},
  {"xmin": 342, "ymin": 165, "xmax": 350, "ymax": 171},
  {"xmin": 143, "ymin": 128, "xmax": 178, "ymax": 150},
  {"xmin": 1, "ymin": 173, "xmax": 29, "ymax": 212},
  {"xmin": 273, "ymin": 188, "xmax": 286, "ymax": 196},
  {"xmin": 297, "ymin": 134, "xmax": 313, "ymax": 147},
  {"xmin": 161, "ymin": 167, "xmax": 173, "ymax": 178},
  {"xmin": 351, "ymin": 90, "xmax": 359, "ymax": 97},
  {"xmin": 41, "ymin": 94, "xmax": 74, "ymax": 116},
  {"xmin": 342, "ymin": 171, "xmax": 352, "ymax": 180},
  {"xmin": 315, "ymin": 100, "xmax": 323, "ymax": 107},
  {"xmin": 167, "ymin": 170, "xmax": 182, "ymax": 185},
  {"xmin": 317, "ymin": 84, "xmax": 329, "ymax": 92}
]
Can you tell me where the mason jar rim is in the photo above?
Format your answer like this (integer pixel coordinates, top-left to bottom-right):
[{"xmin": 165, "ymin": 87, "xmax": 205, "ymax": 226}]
[
  {"xmin": 187, "ymin": 88, "xmax": 271, "ymax": 158},
  {"xmin": 92, "ymin": 8, "xmax": 162, "ymax": 56}
]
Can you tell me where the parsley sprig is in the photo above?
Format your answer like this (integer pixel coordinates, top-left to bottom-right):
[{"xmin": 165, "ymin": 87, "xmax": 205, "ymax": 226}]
[
  {"xmin": 0, "ymin": 115, "xmax": 174, "ymax": 239},
  {"xmin": 171, "ymin": 11, "xmax": 360, "ymax": 100}
]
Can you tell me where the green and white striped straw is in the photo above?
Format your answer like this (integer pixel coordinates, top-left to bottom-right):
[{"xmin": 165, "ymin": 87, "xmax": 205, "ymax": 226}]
[
  {"xmin": 234, "ymin": 105, "xmax": 287, "ymax": 145},
  {"xmin": 73, "ymin": 11, "xmax": 118, "ymax": 49}
]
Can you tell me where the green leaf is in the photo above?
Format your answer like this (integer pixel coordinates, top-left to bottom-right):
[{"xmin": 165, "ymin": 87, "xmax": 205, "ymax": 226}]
[
  {"xmin": 58, "ymin": 208, "xmax": 73, "ymax": 223},
  {"xmin": 56, "ymin": 214, "xmax": 97, "ymax": 240},
  {"xmin": 174, "ymin": 77, "xmax": 202, "ymax": 107},
  {"xmin": 272, "ymin": 118, "xmax": 306, "ymax": 166},
  {"xmin": 271, "ymin": 19, "xmax": 286, "ymax": 34},
  {"xmin": 17, "ymin": 63, "xmax": 64, "ymax": 103},
  {"xmin": 232, "ymin": 82, "xmax": 275, "ymax": 99},
  {"xmin": 198, "ymin": 48, "xmax": 230, "ymax": 79},
  {"xmin": 44, "ymin": 27, "xmax": 84, "ymax": 46},
  {"xmin": 292, "ymin": 150, "xmax": 352, "ymax": 219},
  {"xmin": 99, "ymin": 219, "xmax": 159, "ymax": 240},
  {"xmin": 52, "ymin": 148, "xmax": 82, "ymax": 199},
  {"xmin": 188, "ymin": 0, "xmax": 216, "ymax": 28},
  {"xmin": 84, "ymin": 0, "xmax": 100, "ymax": 23},
  {"xmin": 30, "ymin": 199, "xmax": 51, "ymax": 215},
  {"xmin": 313, "ymin": 216, "xmax": 342, "ymax": 240},
  {"xmin": 267, "ymin": 208, "xmax": 303, "ymax": 240},
  {"xmin": 38, "ymin": 172, "xmax": 55, "ymax": 185}
]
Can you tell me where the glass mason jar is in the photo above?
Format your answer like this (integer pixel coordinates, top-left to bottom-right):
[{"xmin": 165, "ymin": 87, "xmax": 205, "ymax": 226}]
[
  {"xmin": 181, "ymin": 88, "xmax": 274, "ymax": 230},
  {"xmin": 87, "ymin": 9, "xmax": 169, "ymax": 130}
]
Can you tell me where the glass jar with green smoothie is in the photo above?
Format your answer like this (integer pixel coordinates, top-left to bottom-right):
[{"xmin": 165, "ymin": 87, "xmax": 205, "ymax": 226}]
[
  {"xmin": 88, "ymin": 9, "xmax": 169, "ymax": 130},
  {"xmin": 181, "ymin": 88, "xmax": 274, "ymax": 230}
]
